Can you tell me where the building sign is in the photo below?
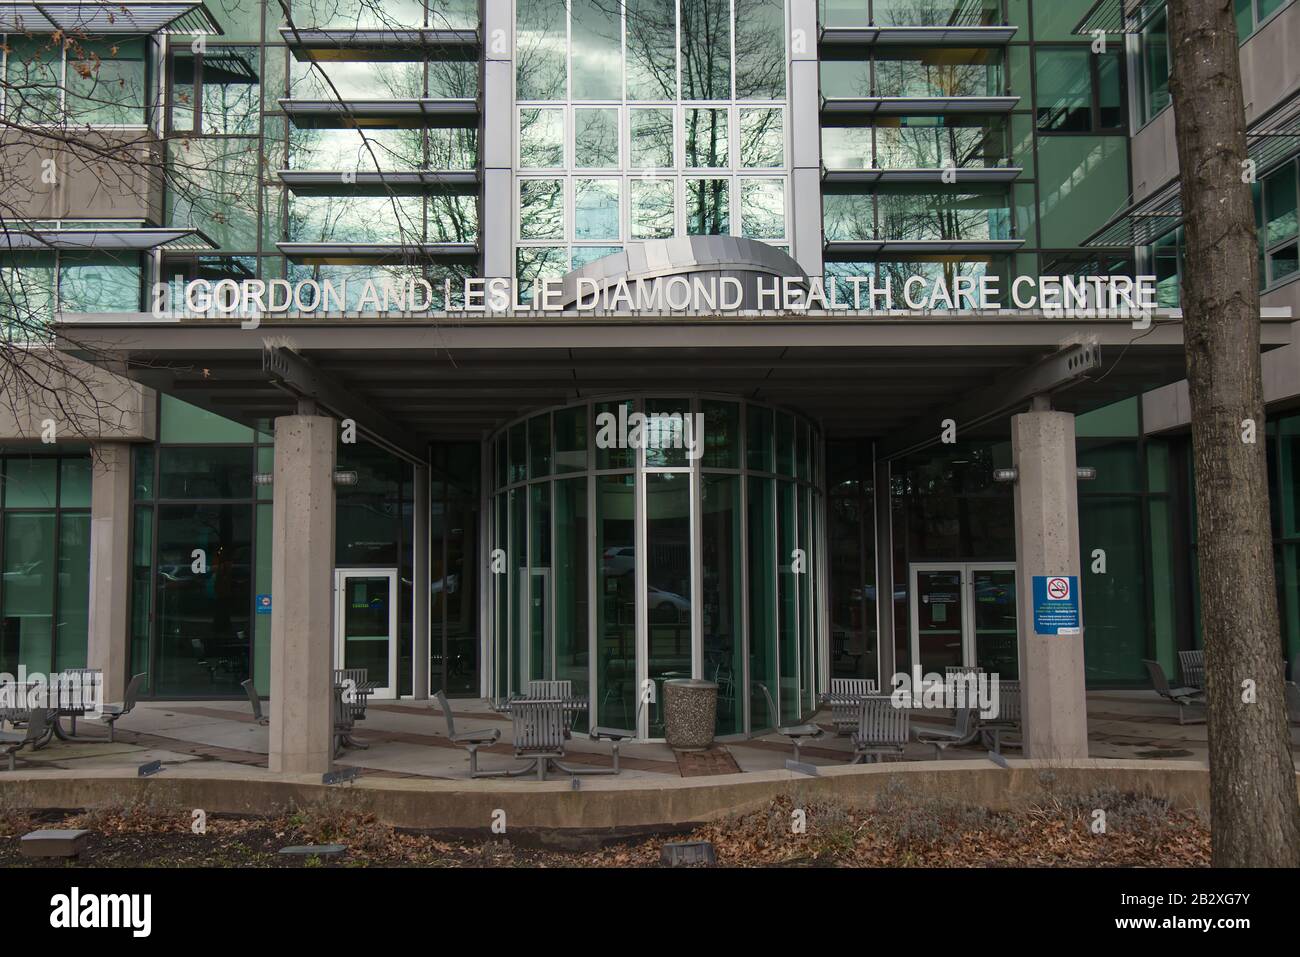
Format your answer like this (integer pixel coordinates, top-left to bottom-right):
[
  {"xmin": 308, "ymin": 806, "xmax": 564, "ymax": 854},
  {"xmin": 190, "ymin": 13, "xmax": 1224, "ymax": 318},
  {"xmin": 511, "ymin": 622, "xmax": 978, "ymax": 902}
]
[
  {"xmin": 1032, "ymin": 576, "xmax": 1080, "ymax": 636},
  {"xmin": 157, "ymin": 273, "xmax": 1162, "ymax": 325}
]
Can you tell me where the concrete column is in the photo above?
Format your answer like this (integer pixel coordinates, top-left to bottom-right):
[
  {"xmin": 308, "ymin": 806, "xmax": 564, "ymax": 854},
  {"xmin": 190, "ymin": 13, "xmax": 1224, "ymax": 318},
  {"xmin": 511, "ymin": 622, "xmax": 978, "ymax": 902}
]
[
  {"xmin": 789, "ymin": 0, "xmax": 823, "ymax": 279},
  {"xmin": 268, "ymin": 414, "xmax": 336, "ymax": 774},
  {"xmin": 87, "ymin": 442, "xmax": 132, "ymax": 701},
  {"xmin": 1011, "ymin": 406, "xmax": 1089, "ymax": 759},
  {"xmin": 413, "ymin": 463, "xmax": 430, "ymax": 699},
  {"xmin": 480, "ymin": 0, "xmax": 513, "ymax": 287}
]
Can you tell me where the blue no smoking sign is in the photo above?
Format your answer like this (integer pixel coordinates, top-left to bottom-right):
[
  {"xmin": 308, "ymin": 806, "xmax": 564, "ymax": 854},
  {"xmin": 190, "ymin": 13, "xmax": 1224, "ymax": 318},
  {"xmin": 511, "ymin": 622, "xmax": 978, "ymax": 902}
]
[{"xmin": 1032, "ymin": 575, "xmax": 1080, "ymax": 636}]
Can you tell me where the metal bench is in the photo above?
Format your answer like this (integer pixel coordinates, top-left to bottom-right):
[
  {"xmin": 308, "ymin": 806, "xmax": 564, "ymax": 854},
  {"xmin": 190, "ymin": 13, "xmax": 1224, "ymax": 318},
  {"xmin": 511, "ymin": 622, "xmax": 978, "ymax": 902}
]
[
  {"xmin": 333, "ymin": 668, "xmax": 376, "ymax": 726},
  {"xmin": 99, "ymin": 673, "xmax": 147, "ymax": 742},
  {"xmin": 51, "ymin": 669, "xmax": 102, "ymax": 738},
  {"xmin": 1178, "ymin": 649, "xmax": 1205, "ymax": 690},
  {"xmin": 434, "ymin": 690, "xmax": 502, "ymax": 776},
  {"xmin": 1143, "ymin": 659, "xmax": 1206, "ymax": 725},
  {"xmin": 240, "ymin": 679, "xmax": 269, "ymax": 725},
  {"xmin": 526, "ymin": 680, "xmax": 575, "ymax": 737},
  {"xmin": 0, "ymin": 708, "xmax": 48, "ymax": 771},
  {"xmin": 914, "ymin": 707, "xmax": 979, "ymax": 759},
  {"xmin": 851, "ymin": 695, "xmax": 910, "ymax": 764},
  {"xmin": 822, "ymin": 678, "xmax": 879, "ymax": 736},
  {"xmin": 755, "ymin": 681, "xmax": 824, "ymax": 763},
  {"xmin": 979, "ymin": 679, "xmax": 1022, "ymax": 753}
]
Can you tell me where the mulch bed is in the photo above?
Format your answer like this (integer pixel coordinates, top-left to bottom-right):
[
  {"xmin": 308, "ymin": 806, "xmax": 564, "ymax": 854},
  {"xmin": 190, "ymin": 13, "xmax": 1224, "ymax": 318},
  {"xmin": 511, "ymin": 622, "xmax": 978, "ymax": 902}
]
[{"xmin": 0, "ymin": 786, "xmax": 1210, "ymax": 868}]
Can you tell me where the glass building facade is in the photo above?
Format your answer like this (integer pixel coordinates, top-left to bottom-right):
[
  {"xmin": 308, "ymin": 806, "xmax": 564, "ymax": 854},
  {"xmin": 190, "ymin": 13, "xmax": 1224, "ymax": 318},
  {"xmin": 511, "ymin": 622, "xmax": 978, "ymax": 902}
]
[{"xmin": 1, "ymin": 0, "xmax": 1298, "ymax": 733}]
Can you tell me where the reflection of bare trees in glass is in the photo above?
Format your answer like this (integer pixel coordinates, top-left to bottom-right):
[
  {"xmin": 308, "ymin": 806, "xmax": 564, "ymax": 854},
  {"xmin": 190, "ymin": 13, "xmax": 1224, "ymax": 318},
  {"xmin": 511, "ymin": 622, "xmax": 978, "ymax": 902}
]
[{"xmin": 871, "ymin": 0, "xmax": 1000, "ymax": 28}]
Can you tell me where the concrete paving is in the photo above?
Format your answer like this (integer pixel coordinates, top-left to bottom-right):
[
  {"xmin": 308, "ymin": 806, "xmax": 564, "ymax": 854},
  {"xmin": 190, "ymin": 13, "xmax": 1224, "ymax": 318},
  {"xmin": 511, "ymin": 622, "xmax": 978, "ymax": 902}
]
[{"xmin": 11, "ymin": 690, "xmax": 1295, "ymax": 783}]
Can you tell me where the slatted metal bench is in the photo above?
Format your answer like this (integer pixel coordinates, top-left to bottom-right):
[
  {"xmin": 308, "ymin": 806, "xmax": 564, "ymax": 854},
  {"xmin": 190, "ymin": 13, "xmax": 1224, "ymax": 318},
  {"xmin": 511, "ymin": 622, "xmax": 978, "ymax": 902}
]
[
  {"xmin": 49, "ymin": 669, "xmax": 102, "ymax": 739},
  {"xmin": 822, "ymin": 678, "xmax": 879, "ymax": 736},
  {"xmin": 333, "ymin": 668, "xmax": 376, "ymax": 725},
  {"xmin": 525, "ymin": 680, "xmax": 575, "ymax": 737},
  {"xmin": 979, "ymin": 678, "xmax": 1022, "ymax": 753},
  {"xmin": 1178, "ymin": 649, "xmax": 1205, "ymax": 690},
  {"xmin": 851, "ymin": 695, "xmax": 910, "ymax": 764}
]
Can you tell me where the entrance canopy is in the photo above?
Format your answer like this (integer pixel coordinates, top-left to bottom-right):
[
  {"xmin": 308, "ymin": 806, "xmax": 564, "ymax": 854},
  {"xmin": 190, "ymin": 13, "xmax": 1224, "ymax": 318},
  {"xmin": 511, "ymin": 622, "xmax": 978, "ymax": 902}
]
[{"xmin": 55, "ymin": 312, "xmax": 1291, "ymax": 452}]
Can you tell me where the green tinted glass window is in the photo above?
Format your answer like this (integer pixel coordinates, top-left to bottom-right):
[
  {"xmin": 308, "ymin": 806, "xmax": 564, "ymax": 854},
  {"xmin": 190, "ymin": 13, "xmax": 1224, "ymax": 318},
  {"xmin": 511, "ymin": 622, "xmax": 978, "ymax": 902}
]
[
  {"xmin": 3, "ymin": 458, "xmax": 57, "ymax": 508},
  {"xmin": 160, "ymin": 395, "xmax": 254, "ymax": 444}
]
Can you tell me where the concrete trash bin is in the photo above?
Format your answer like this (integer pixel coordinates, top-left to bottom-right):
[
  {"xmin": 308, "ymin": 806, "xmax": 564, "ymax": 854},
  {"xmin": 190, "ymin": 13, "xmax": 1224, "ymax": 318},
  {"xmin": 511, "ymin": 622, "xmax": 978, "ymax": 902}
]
[{"xmin": 663, "ymin": 678, "xmax": 718, "ymax": 751}]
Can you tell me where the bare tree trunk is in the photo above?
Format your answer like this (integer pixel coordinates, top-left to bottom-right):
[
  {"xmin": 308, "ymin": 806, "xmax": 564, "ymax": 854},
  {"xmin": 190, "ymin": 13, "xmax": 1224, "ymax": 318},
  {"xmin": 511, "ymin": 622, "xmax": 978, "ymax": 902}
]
[{"xmin": 1166, "ymin": 0, "xmax": 1300, "ymax": 867}]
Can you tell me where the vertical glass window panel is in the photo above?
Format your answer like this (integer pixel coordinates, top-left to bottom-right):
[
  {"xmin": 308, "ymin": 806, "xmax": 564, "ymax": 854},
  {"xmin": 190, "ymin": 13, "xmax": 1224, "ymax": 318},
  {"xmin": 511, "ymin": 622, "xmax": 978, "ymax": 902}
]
[
  {"xmin": 153, "ymin": 503, "xmax": 252, "ymax": 694},
  {"xmin": 1079, "ymin": 497, "xmax": 1148, "ymax": 683},
  {"xmin": 820, "ymin": 59, "xmax": 871, "ymax": 98},
  {"xmin": 575, "ymin": 179, "xmax": 621, "ymax": 240},
  {"xmin": 571, "ymin": 0, "xmax": 623, "ymax": 100},
  {"xmin": 515, "ymin": 246, "xmax": 569, "ymax": 302},
  {"xmin": 519, "ymin": 108, "xmax": 565, "ymax": 168},
  {"xmin": 1264, "ymin": 166, "xmax": 1298, "ymax": 247},
  {"xmin": 59, "ymin": 458, "xmax": 92, "ymax": 508},
  {"xmin": 200, "ymin": 47, "xmax": 260, "ymax": 135},
  {"xmin": 630, "ymin": 108, "xmax": 675, "ymax": 168},
  {"xmin": 876, "ymin": 0, "xmax": 999, "ymax": 26},
  {"xmin": 631, "ymin": 179, "xmax": 677, "ymax": 239},
  {"xmin": 1036, "ymin": 136, "xmax": 1128, "ymax": 247},
  {"xmin": 66, "ymin": 38, "xmax": 148, "ymax": 125},
  {"xmin": 796, "ymin": 421, "xmax": 810, "ymax": 481},
  {"xmin": 528, "ymin": 483, "xmax": 551, "ymax": 682},
  {"xmin": 575, "ymin": 108, "xmax": 620, "ymax": 168},
  {"xmin": 55, "ymin": 512, "xmax": 91, "ymax": 671},
  {"xmin": 739, "ymin": 108, "xmax": 784, "ymax": 168},
  {"xmin": 1, "ymin": 253, "xmax": 56, "ymax": 339},
  {"xmin": 747, "ymin": 404, "xmax": 774, "ymax": 471},
  {"xmin": 443, "ymin": 494, "xmax": 480, "ymax": 696},
  {"xmin": 3, "ymin": 458, "xmax": 57, "ymax": 508},
  {"xmin": 702, "ymin": 474, "xmax": 743, "ymax": 735},
  {"xmin": 508, "ymin": 421, "xmax": 528, "ymax": 484},
  {"xmin": 161, "ymin": 394, "xmax": 254, "ymax": 443},
  {"xmin": 130, "ymin": 506, "xmax": 153, "ymax": 689},
  {"xmin": 748, "ymin": 476, "xmax": 777, "ymax": 728},
  {"xmin": 509, "ymin": 488, "xmax": 526, "ymax": 692},
  {"xmin": 4, "ymin": 37, "xmax": 62, "ymax": 122},
  {"xmin": 554, "ymin": 405, "xmax": 588, "ymax": 472},
  {"xmin": 571, "ymin": 245, "xmax": 623, "ymax": 269},
  {"xmin": 686, "ymin": 178, "xmax": 730, "ymax": 235},
  {"xmin": 775, "ymin": 411, "xmax": 795, "ymax": 475},
  {"xmin": 875, "ymin": 47, "xmax": 1002, "ymax": 99},
  {"xmin": 1140, "ymin": 10, "xmax": 1171, "ymax": 123},
  {"xmin": 134, "ymin": 445, "xmax": 155, "ymax": 500},
  {"xmin": 595, "ymin": 400, "xmax": 636, "ymax": 469},
  {"xmin": 776, "ymin": 480, "xmax": 799, "ymax": 722},
  {"xmin": 798, "ymin": 485, "xmax": 814, "ymax": 710},
  {"xmin": 1096, "ymin": 52, "xmax": 1123, "ymax": 129},
  {"xmin": 1, "ymin": 512, "xmax": 56, "ymax": 674},
  {"xmin": 685, "ymin": 108, "xmax": 729, "ymax": 168},
  {"xmin": 822, "ymin": 126, "xmax": 873, "ymax": 170},
  {"xmin": 701, "ymin": 400, "xmax": 740, "ymax": 468},
  {"xmin": 253, "ymin": 502, "xmax": 272, "ymax": 693},
  {"xmin": 740, "ymin": 178, "xmax": 785, "ymax": 239},
  {"xmin": 555, "ymin": 476, "xmax": 590, "ymax": 731},
  {"xmin": 429, "ymin": 126, "xmax": 479, "ymax": 170},
  {"xmin": 206, "ymin": 0, "xmax": 274, "ymax": 37},
  {"xmin": 645, "ymin": 398, "xmax": 691, "ymax": 468},
  {"xmin": 516, "ymin": 0, "xmax": 568, "ymax": 100},
  {"xmin": 167, "ymin": 137, "xmax": 260, "ymax": 251},
  {"xmin": 597, "ymin": 474, "xmax": 637, "ymax": 729},
  {"xmin": 1035, "ymin": 48, "xmax": 1092, "ymax": 132},
  {"xmin": 494, "ymin": 493, "xmax": 508, "ymax": 698},
  {"xmin": 518, "ymin": 178, "xmax": 565, "ymax": 239},
  {"xmin": 680, "ymin": 0, "xmax": 733, "ymax": 100},
  {"xmin": 626, "ymin": 0, "xmax": 679, "ymax": 100},
  {"xmin": 427, "ymin": 195, "xmax": 479, "ymax": 244},
  {"xmin": 528, "ymin": 413, "xmax": 552, "ymax": 478},
  {"xmin": 822, "ymin": 191, "xmax": 875, "ymax": 242},
  {"xmin": 821, "ymin": 0, "xmax": 869, "ymax": 28},
  {"xmin": 734, "ymin": 0, "xmax": 786, "ymax": 99},
  {"xmin": 57, "ymin": 253, "xmax": 141, "ymax": 312},
  {"xmin": 645, "ymin": 472, "xmax": 692, "ymax": 736}
]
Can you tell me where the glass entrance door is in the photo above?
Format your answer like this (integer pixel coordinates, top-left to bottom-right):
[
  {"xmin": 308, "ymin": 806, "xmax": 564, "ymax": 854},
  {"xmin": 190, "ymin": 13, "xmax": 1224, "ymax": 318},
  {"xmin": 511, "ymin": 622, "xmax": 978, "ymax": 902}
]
[
  {"xmin": 909, "ymin": 562, "xmax": 1019, "ymax": 680},
  {"xmin": 909, "ymin": 566, "xmax": 966, "ymax": 675},
  {"xmin": 334, "ymin": 569, "xmax": 397, "ymax": 698}
]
